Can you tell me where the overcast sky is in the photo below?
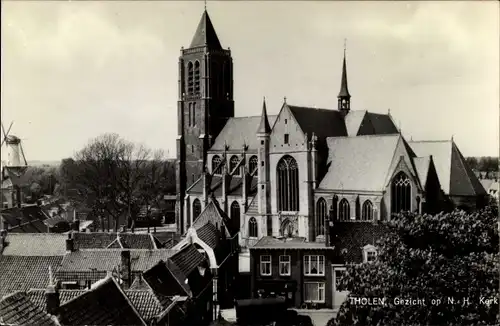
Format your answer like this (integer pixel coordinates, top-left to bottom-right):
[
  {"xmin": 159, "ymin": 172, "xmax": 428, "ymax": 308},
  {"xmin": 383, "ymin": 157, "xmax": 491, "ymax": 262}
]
[{"xmin": 1, "ymin": 1, "xmax": 498, "ymax": 161}]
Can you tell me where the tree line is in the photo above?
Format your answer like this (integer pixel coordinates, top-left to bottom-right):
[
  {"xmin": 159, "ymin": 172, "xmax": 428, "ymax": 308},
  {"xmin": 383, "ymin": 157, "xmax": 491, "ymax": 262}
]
[{"xmin": 465, "ymin": 156, "xmax": 499, "ymax": 173}]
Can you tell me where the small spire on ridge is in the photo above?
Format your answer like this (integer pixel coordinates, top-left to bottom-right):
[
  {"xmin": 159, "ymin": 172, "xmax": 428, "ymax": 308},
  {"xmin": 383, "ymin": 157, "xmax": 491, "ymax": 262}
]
[{"xmin": 258, "ymin": 96, "xmax": 271, "ymax": 134}]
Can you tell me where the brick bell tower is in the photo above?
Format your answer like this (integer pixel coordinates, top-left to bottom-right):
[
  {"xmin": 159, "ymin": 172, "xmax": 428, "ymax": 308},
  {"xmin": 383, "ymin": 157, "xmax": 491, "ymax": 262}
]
[{"xmin": 176, "ymin": 9, "xmax": 234, "ymax": 234}]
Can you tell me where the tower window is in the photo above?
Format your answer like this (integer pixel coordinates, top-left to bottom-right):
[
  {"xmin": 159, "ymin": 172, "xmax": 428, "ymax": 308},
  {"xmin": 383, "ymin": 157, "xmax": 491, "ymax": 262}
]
[
  {"xmin": 187, "ymin": 62, "xmax": 194, "ymax": 94},
  {"xmin": 284, "ymin": 134, "xmax": 289, "ymax": 145},
  {"xmin": 194, "ymin": 61, "xmax": 200, "ymax": 94}
]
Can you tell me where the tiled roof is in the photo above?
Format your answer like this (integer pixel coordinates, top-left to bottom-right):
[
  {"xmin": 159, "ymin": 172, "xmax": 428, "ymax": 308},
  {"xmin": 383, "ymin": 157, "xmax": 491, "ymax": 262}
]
[
  {"xmin": 192, "ymin": 200, "xmax": 236, "ymax": 238},
  {"xmin": 409, "ymin": 140, "xmax": 487, "ymax": 196},
  {"xmin": 196, "ymin": 222, "xmax": 220, "ymax": 249},
  {"xmin": 210, "ymin": 115, "xmax": 278, "ymax": 151},
  {"xmin": 2, "ymin": 233, "xmax": 67, "ymax": 256},
  {"xmin": 319, "ymin": 134, "xmax": 402, "ymax": 191},
  {"xmin": 130, "ymin": 275, "xmax": 153, "ymax": 291},
  {"xmin": 287, "ymin": 105, "xmax": 347, "ymax": 139},
  {"xmin": 170, "ymin": 244, "xmax": 206, "ymax": 276},
  {"xmin": 251, "ymin": 236, "xmax": 335, "ymax": 250},
  {"xmin": 0, "ymin": 291, "xmax": 60, "ymax": 326},
  {"xmin": 9, "ymin": 219, "xmax": 48, "ymax": 233},
  {"xmin": 331, "ymin": 222, "xmax": 388, "ymax": 263},
  {"xmin": 72, "ymin": 232, "xmax": 157, "ymax": 250},
  {"xmin": 44, "ymin": 216, "xmax": 70, "ymax": 228},
  {"xmin": 1, "ymin": 205, "xmax": 49, "ymax": 226},
  {"xmin": 26, "ymin": 289, "xmax": 86, "ymax": 310},
  {"xmin": 190, "ymin": 10, "xmax": 222, "ymax": 49},
  {"xmin": 57, "ymin": 276, "xmax": 147, "ymax": 326},
  {"xmin": 143, "ymin": 261, "xmax": 192, "ymax": 298},
  {"xmin": 0, "ymin": 256, "xmax": 63, "ymax": 299}
]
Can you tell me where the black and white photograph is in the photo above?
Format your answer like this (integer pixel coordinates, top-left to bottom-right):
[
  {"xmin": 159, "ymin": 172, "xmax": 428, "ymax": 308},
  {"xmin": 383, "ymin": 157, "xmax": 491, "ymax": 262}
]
[{"xmin": 0, "ymin": 1, "xmax": 498, "ymax": 325}]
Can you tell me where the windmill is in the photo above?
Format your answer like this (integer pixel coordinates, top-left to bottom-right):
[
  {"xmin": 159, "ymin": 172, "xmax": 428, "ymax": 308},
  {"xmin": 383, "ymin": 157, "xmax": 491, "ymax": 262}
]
[{"xmin": 1, "ymin": 120, "xmax": 29, "ymax": 209}]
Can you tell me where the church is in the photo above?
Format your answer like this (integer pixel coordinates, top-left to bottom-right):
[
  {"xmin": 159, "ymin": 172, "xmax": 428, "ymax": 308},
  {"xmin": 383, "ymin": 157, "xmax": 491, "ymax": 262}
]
[{"xmin": 175, "ymin": 9, "xmax": 487, "ymax": 251}]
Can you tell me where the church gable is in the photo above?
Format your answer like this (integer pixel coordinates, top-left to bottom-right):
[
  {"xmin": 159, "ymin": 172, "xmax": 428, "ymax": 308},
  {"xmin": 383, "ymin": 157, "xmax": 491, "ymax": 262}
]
[
  {"xmin": 383, "ymin": 136, "xmax": 422, "ymax": 191},
  {"xmin": 269, "ymin": 104, "xmax": 308, "ymax": 152}
]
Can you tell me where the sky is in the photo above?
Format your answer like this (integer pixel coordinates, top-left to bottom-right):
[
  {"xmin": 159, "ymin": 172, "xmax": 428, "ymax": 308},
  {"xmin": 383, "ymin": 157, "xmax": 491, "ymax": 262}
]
[{"xmin": 1, "ymin": 1, "xmax": 499, "ymax": 162}]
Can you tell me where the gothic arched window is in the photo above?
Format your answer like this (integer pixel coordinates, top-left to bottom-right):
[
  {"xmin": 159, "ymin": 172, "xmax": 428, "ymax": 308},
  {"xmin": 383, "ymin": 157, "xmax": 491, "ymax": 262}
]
[
  {"xmin": 339, "ymin": 199, "xmax": 350, "ymax": 221},
  {"xmin": 230, "ymin": 201, "xmax": 241, "ymax": 231},
  {"xmin": 248, "ymin": 217, "xmax": 258, "ymax": 238},
  {"xmin": 192, "ymin": 199, "xmax": 202, "ymax": 221},
  {"xmin": 277, "ymin": 155, "xmax": 299, "ymax": 212},
  {"xmin": 187, "ymin": 62, "xmax": 194, "ymax": 94},
  {"xmin": 212, "ymin": 155, "xmax": 222, "ymax": 175},
  {"xmin": 315, "ymin": 198, "xmax": 327, "ymax": 237},
  {"xmin": 194, "ymin": 61, "xmax": 200, "ymax": 93},
  {"xmin": 230, "ymin": 155, "xmax": 240, "ymax": 176},
  {"xmin": 362, "ymin": 200, "xmax": 373, "ymax": 221},
  {"xmin": 249, "ymin": 156, "xmax": 258, "ymax": 175},
  {"xmin": 391, "ymin": 172, "xmax": 412, "ymax": 214}
]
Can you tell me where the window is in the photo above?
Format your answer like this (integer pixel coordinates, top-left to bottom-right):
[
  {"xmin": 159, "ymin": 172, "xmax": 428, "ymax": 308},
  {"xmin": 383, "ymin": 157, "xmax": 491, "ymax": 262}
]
[
  {"xmin": 362, "ymin": 245, "xmax": 378, "ymax": 263},
  {"xmin": 192, "ymin": 199, "xmax": 201, "ymax": 221},
  {"xmin": 304, "ymin": 255, "xmax": 325, "ymax": 276},
  {"xmin": 194, "ymin": 61, "xmax": 200, "ymax": 93},
  {"xmin": 189, "ymin": 103, "xmax": 196, "ymax": 127},
  {"xmin": 284, "ymin": 119, "xmax": 287, "ymax": 124},
  {"xmin": 391, "ymin": 172, "xmax": 412, "ymax": 214},
  {"xmin": 366, "ymin": 251, "xmax": 377, "ymax": 262},
  {"xmin": 230, "ymin": 155, "xmax": 240, "ymax": 176},
  {"xmin": 249, "ymin": 156, "xmax": 258, "ymax": 175},
  {"xmin": 230, "ymin": 201, "xmax": 240, "ymax": 231},
  {"xmin": 284, "ymin": 134, "xmax": 289, "ymax": 144},
  {"xmin": 362, "ymin": 200, "xmax": 373, "ymax": 221},
  {"xmin": 338, "ymin": 199, "xmax": 350, "ymax": 221},
  {"xmin": 277, "ymin": 155, "xmax": 299, "ymax": 212},
  {"xmin": 304, "ymin": 282, "xmax": 325, "ymax": 303},
  {"xmin": 248, "ymin": 217, "xmax": 258, "ymax": 238},
  {"xmin": 212, "ymin": 155, "xmax": 222, "ymax": 175},
  {"xmin": 187, "ymin": 103, "xmax": 192, "ymax": 127},
  {"xmin": 260, "ymin": 255, "xmax": 271, "ymax": 276},
  {"xmin": 187, "ymin": 62, "xmax": 194, "ymax": 94},
  {"xmin": 315, "ymin": 198, "xmax": 327, "ymax": 237},
  {"xmin": 279, "ymin": 255, "xmax": 291, "ymax": 276}
]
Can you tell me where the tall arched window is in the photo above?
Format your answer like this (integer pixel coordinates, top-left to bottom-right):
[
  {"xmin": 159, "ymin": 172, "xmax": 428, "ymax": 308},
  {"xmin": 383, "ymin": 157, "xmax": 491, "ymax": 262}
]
[
  {"xmin": 194, "ymin": 61, "xmax": 200, "ymax": 93},
  {"xmin": 339, "ymin": 199, "xmax": 350, "ymax": 221},
  {"xmin": 230, "ymin": 155, "xmax": 240, "ymax": 176},
  {"xmin": 230, "ymin": 201, "xmax": 241, "ymax": 231},
  {"xmin": 212, "ymin": 155, "xmax": 222, "ymax": 175},
  {"xmin": 315, "ymin": 198, "xmax": 327, "ymax": 237},
  {"xmin": 248, "ymin": 217, "xmax": 258, "ymax": 238},
  {"xmin": 355, "ymin": 196, "xmax": 361, "ymax": 220},
  {"xmin": 391, "ymin": 172, "xmax": 412, "ymax": 214},
  {"xmin": 277, "ymin": 155, "xmax": 299, "ymax": 212},
  {"xmin": 187, "ymin": 62, "xmax": 194, "ymax": 94},
  {"xmin": 249, "ymin": 156, "xmax": 258, "ymax": 175},
  {"xmin": 362, "ymin": 200, "xmax": 373, "ymax": 221},
  {"xmin": 192, "ymin": 199, "xmax": 202, "ymax": 221}
]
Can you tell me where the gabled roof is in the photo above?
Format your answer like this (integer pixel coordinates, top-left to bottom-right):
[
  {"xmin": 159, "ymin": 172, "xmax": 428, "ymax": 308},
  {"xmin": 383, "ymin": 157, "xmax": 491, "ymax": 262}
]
[
  {"xmin": 1, "ymin": 205, "xmax": 49, "ymax": 227},
  {"xmin": 2, "ymin": 233, "xmax": 67, "ymax": 256},
  {"xmin": 57, "ymin": 276, "xmax": 147, "ymax": 326},
  {"xmin": 287, "ymin": 105, "xmax": 347, "ymax": 139},
  {"xmin": 210, "ymin": 115, "xmax": 278, "ymax": 151},
  {"xmin": 196, "ymin": 222, "xmax": 221, "ymax": 249},
  {"xmin": 144, "ymin": 260, "xmax": 192, "ymax": 298},
  {"xmin": 170, "ymin": 244, "xmax": 207, "ymax": 276},
  {"xmin": 190, "ymin": 10, "xmax": 223, "ymax": 49},
  {"xmin": 0, "ymin": 256, "xmax": 63, "ymax": 299},
  {"xmin": 413, "ymin": 156, "xmax": 432, "ymax": 187},
  {"xmin": 9, "ymin": 219, "xmax": 48, "ymax": 233},
  {"xmin": 319, "ymin": 134, "xmax": 403, "ymax": 191},
  {"xmin": 27, "ymin": 289, "xmax": 86, "ymax": 309},
  {"xmin": 344, "ymin": 110, "xmax": 367, "ymax": 136},
  {"xmin": 72, "ymin": 232, "xmax": 158, "ymax": 250},
  {"xmin": 409, "ymin": 140, "xmax": 487, "ymax": 196},
  {"xmin": 0, "ymin": 291, "xmax": 60, "ymax": 326},
  {"xmin": 252, "ymin": 236, "xmax": 335, "ymax": 250},
  {"xmin": 364, "ymin": 112, "xmax": 399, "ymax": 135},
  {"xmin": 191, "ymin": 200, "xmax": 237, "ymax": 238}
]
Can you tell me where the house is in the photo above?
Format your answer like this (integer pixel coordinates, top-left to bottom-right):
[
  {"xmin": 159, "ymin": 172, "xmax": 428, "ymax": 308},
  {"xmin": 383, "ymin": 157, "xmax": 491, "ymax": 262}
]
[
  {"xmin": 0, "ymin": 204, "xmax": 51, "ymax": 233},
  {"xmin": 0, "ymin": 291, "xmax": 60, "ymax": 326},
  {"xmin": 249, "ymin": 237, "xmax": 336, "ymax": 309}
]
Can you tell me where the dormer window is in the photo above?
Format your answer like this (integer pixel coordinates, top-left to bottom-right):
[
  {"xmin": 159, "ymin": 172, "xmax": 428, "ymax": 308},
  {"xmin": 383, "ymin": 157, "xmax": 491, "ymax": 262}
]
[{"xmin": 362, "ymin": 244, "xmax": 378, "ymax": 263}]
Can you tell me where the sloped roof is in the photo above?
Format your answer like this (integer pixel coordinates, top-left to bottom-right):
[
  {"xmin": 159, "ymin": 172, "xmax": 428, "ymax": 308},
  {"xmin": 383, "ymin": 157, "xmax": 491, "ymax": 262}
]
[
  {"xmin": 143, "ymin": 260, "xmax": 192, "ymax": 298},
  {"xmin": 319, "ymin": 134, "xmax": 402, "ymax": 191},
  {"xmin": 413, "ymin": 156, "xmax": 431, "ymax": 186},
  {"xmin": 27, "ymin": 289, "xmax": 86, "ymax": 309},
  {"xmin": 170, "ymin": 244, "xmax": 206, "ymax": 276},
  {"xmin": 257, "ymin": 98, "xmax": 272, "ymax": 134},
  {"xmin": 191, "ymin": 200, "xmax": 237, "ymax": 238},
  {"xmin": 190, "ymin": 10, "xmax": 223, "ymax": 49},
  {"xmin": 2, "ymin": 233, "xmax": 67, "ymax": 256},
  {"xmin": 252, "ymin": 236, "xmax": 334, "ymax": 250},
  {"xmin": 1, "ymin": 205, "xmax": 49, "ymax": 226},
  {"xmin": 196, "ymin": 222, "xmax": 221, "ymax": 249},
  {"xmin": 338, "ymin": 53, "xmax": 350, "ymax": 98},
  {"xmin": 0, "ymin": 256, "xmax": 63, "ymax": 298},
  {"xmin": 287, "ymin": 105, "xmax": 347, "ymax": 139},
  {"xmin": 409, "ymin": 140, "xmax": 486, "ymax": 196},
  {"xmin": 0, "ymin": 291, "xmax": 60, "ymax": 326},
  {"xmin": 9, "ymin": 219, "xmax": 48, "ymax": 233},
  {"xmin": 210, "ymin": 116, "xmax": 278, "ymax": 151},
  {"xmin": 57, "ymin": 276, "xmax": 147, "ymax": 326},
  {"xmin": 72, "ymin": 232, "xmax": 157, "ymax": 250},
  {"xmin": 344, "ymin": 110, "xmax": 367, "ymax": 136},
  {"xmin": 365, "ymin": 112, "xmax": 399, "ymax": 135}
]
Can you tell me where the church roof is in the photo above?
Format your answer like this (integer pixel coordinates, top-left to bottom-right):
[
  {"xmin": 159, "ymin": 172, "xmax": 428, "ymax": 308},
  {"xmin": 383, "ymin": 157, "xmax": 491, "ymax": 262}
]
[
  {"xmin": 190, "ymin": 10, "xmax": 223, "ymax": 49},
  {"xmin": 257, "ymin": 98, "xmax": 272, "ymax": 134},
  {"xmin": 287, "ymin": 105, "xmax": 347, "ymax": 139},
  {"xmin": 338, "ymin": 52, "xmax": 351, "ymax": 98},
  {"xmin": 210, "ymin": 116, "xmax": 277, "ymax": 151},
  {"xmin": 409, "ymin": 140, "xmax": 486, "ymax": 196},
  {"xmin": 191, "ymin": 200, "xmax": 238, "ymax": 238},
  {"xmin": 413, "ymin": 156, "xmax": 432, "ymax": 186},
  {"xmin": 319, "ymin": 134, "xmax": 404, "ymax": 192},
  {"xmin": 344, "ymin": 110, "xmax": 398, "ymax": 136}
]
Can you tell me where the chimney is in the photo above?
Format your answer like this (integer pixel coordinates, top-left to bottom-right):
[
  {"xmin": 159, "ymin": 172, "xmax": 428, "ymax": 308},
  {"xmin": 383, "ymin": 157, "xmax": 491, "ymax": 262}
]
[
  {"xmin": 66, "ymin": 232, "xmax": 74, "ymax": 252},
  {"xmin": 120, "ymin": 250, "xmax": 131, "ymax": 288},
  {"xmin": 72, "ymin": 220, "xmax": 80, "ymax": 232},
  {"xmin": 45, "ymin": 266, "xmax": 60, "ymax": 315}
]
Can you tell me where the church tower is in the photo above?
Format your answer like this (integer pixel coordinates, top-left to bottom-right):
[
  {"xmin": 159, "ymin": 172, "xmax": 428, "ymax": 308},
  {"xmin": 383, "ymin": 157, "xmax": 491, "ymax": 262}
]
[
  {"xmin": 176, "ymin": 10, "xmax": 234, "ymax": 234},
  {"xmin": 337, "ymin": 47, "xmax": 351, "ymax": 116}
]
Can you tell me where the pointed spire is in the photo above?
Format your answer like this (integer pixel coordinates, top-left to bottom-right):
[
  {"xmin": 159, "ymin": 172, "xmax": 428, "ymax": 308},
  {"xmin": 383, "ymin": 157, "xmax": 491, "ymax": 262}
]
[
  {"xmin": 190, "ymin": 9, "xmax": 222, "ymax": 49},
  {"xmin": 338, "ymin": 40, "xmax": 351, "ymax": 99},
  {"xmin": 258, "ymin": 97, "xmax": 271, "ymax": 134}
]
